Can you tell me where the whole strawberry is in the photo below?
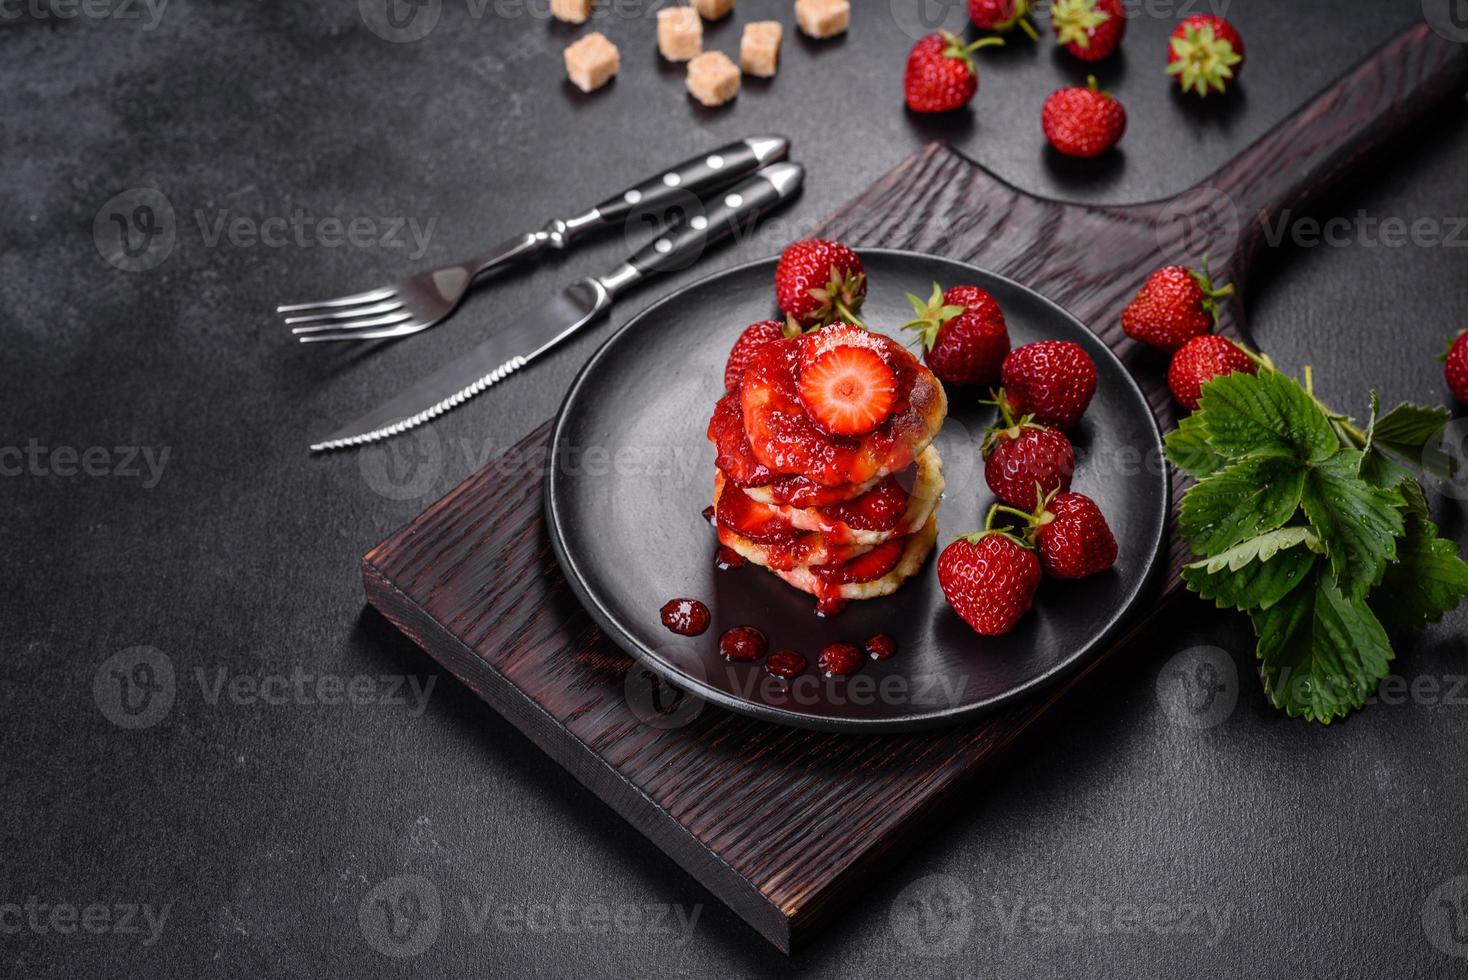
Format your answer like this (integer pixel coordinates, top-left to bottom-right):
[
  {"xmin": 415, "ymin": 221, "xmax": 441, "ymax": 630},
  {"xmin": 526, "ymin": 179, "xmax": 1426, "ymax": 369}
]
[
  {"xmin": 1167, "ymin": 15, "xmax": 1244, "ymax": 96},
  {"xmin": 1441, "ymin": 331, "xmax": 1468, "ymax": 403},
  {"xmin": 725, "ymin": 319, "xmax": 794, "ymax": 391},
  {"xmin": 903, "ymin": 31, "xmax": 1004, "ymax": 114},
  {"xmin": 982, "ymin": 400, "xmax": 1075, "ymax": 510},
  {"xmin": 1051, "ymin": 0, "xmax": 1125, "ymax": 62},
  {"xmin": 1034, "ymin": 491, "xmax": 1117, "ymax": 579},
  {"xmin": 1041, "ymin": 76, "xmax": 1126, "ymax": 158},
  {"xmin": 1000, "ymin": 341, "xmax": 1097, "ymax": 430},
  {"xmin": 1122, "ymin": 263, "xmax": 1234, "ymax": 353},
  {"xmin": 1168, "ymin": 334, "xmax": 1256, "ymax": 411},
  {"xmin": 775, "ymin": 240, "xmax": 868, "ymax": 329},
  {"xmin": 968, "ymin": 0, "xmax": 1038, "ymax": 40},
  {"xmin": 937, "ymin": 531, "xmax": 1042, "ymax": 636},
  {"xmin": 902, "ymin": 281, "xmax": 1011, "ymax": 387}
]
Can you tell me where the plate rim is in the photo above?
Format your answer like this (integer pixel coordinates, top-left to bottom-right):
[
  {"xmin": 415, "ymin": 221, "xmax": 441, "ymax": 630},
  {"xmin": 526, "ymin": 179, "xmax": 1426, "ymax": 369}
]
[{"xmin": 544, "ymin": 247, "xmax": 1170, "ymax": 733}]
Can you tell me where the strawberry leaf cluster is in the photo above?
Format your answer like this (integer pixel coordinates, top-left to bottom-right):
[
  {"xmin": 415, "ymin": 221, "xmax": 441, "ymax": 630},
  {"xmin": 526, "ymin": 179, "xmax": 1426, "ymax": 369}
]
[{"xmin": 1164, "ymin": 369, "xmax": 1468, "ymax": 723}]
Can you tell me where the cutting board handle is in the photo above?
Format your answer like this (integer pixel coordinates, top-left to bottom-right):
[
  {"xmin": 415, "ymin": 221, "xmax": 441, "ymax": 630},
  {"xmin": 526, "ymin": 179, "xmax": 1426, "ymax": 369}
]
[{"xmin": 1161, "ymin": 21, "xmax": 1468, "ymax": 288}]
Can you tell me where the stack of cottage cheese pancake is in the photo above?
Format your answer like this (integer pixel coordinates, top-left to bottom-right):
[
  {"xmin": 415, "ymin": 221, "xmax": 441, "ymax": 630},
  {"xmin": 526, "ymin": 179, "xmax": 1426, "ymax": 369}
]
[{"xmin": 708, "ymin": 323, "xmax": 947, "ymax": 613}]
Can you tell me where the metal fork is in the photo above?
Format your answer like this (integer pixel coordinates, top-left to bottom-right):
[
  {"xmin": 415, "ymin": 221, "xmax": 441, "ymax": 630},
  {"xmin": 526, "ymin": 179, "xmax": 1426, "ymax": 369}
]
[{"xmin": 277, "ymin": 135, "xmax": 788, "ymax": 344}]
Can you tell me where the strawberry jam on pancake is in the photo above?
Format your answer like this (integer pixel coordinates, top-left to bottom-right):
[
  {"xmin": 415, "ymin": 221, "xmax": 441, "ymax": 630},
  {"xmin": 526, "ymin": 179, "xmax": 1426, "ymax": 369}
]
[
  {"xmin": 710, "ymin": 390, "xmax": 881, "ymax": 506},
  {"xmin": 757, "ymin": 445, "xmax": 944, "ymax": 546},
  {"xmin": 713, "ymin": 472, "xmax": 877, "ymax": 570},
  {"xmin": 740, "ymin": 325, "xmax": 946, "ymax": 487}
]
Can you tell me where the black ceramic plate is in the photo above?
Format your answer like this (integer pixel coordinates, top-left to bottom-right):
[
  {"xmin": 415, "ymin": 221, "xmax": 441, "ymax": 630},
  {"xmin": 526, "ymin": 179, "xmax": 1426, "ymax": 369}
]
[{"xmin": 545, "ymin": 249, "xmax": 1168, "ymax": 732}]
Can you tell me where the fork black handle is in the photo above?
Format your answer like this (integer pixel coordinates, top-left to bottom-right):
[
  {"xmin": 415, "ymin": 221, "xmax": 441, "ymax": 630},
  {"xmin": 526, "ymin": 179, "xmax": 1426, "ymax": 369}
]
[{"xmin": 567, "ymin": 136, "xmax": 791, "ymax": 243}]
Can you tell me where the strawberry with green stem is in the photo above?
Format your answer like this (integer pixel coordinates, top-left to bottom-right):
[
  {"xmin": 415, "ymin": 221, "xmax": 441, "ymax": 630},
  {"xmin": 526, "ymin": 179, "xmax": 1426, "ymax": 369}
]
[
  {"xmin": 774, "ymin": 239, "xmax": 868, "ymax": 330},
  {"xmin": 903, "ymin": 31, "xmax": 1005, "ymax": 114},
  {"xmin": 981, "ymin": 391, "xmax": 1075, "ymax": 509},
  {"xmin": 1041, "ymin": 75, "xmax": 1126, "ymax": 159},
  {"xmin": 1440, "ymin": 330, "xmax": 1468, "ymax": 403},
  {"xmin": 1166, "ymin": 15, "xmax": 1244, "ymax": 97},
  {"xmin": 1123, "ymin": 258, "xmax": 1235, "ymax": 353},
  {"xmin": 1051, "ymin": 0, "xmax": 1125, "ymax": 62},
  {"xmin": 968, "ymin": 0, "xmax": 1039, "ymax": 41},
  {"xmin": 902, "ymin": 281, "xmax": 1011, "ymax": 387},
  {"xmin": 937, "ymin": 508, "xmax": 1043, "ymax": 636},
  {"xmin": 991, "ymin": 489, "xmax": 1118, "ymax": 580}
]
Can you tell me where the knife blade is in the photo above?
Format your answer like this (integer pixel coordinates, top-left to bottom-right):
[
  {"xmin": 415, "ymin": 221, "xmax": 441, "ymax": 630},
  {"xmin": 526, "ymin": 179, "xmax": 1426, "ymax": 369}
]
[
  {"xmin": 310, "ymin": 160, "xmax": 805, "ymax": 452},
  {"xmin": 309, "ymin": 279, "xmax": 608, "ymax": 452}
]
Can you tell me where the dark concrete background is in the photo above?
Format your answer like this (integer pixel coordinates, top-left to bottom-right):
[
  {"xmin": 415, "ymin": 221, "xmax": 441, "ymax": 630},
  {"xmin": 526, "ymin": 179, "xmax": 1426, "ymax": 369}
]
[{"xmin": 5, "ymin": 0, "xmax": 1468, "ymax": 976}]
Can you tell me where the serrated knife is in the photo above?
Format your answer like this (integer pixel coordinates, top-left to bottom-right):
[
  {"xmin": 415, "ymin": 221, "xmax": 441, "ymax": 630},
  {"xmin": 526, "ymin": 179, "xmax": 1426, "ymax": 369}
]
[{"xmin": 310, "ymin": 161, "xmax": 804, "ymax": 452}]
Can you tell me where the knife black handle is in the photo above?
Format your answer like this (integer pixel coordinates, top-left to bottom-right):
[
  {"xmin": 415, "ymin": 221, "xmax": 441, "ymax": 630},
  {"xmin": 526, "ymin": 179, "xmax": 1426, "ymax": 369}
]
[
  {"xmin": 572, "ymin": 136, "xmax": 790, "ymax": 238},
  {"xmin": 610, "ymin": 162, "xmax": 805, "ymax": 289}
]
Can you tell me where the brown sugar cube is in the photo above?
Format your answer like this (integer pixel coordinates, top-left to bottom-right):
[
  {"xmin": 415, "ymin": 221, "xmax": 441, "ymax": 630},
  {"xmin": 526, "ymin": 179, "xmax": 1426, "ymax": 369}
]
[
  {"xmin": 740, "ymin": 21, "xmax": 782, "ymax": 77},
  {"xmin": 794, "ymin": 0, "xmax": 848, "ymax": 39},
  {"xmin": 657, "ymin": 7, "xmax": 703, "ymax": 62},
  {"xmin": 564, "ymin": 32, "xmax": 619, "ymax": 93},
  {"xmin": 550, "ymin": 0, "xmax": 593, "ymax": 23},
  {"xmin": 685, "ymin": 50, "xmax": 741, "ymax": 106},
  {"xmin": 692, "ymin": 0, "xmax": 733, "ymax": 20}
]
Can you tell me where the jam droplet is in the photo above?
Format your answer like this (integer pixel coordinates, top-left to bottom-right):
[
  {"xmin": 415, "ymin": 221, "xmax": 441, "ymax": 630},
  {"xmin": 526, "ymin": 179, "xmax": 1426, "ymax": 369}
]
[
  {"xmin": 660, "ymin": 598, "xmax": 710, "ymax": 636},
  {"xmin": 765, "ymin": 649, "xmax": 807, "ymax": 680},
  {"xmin": 865, "ymin": 633, "xmax": 897, "ymax": 661},
  {"xmin": 818, "ymin": 642, "xmax": 864, "ymax": 677},
  {"xmin": 701, "ymin": 505, "xmax": 716, "ymax": 526},
  {"xmin": 719, "ymin": 626, "xmax": 768, "ymax": 663},
  {"xmin": 814, "ymin": 595, "xmax": 847, "ymax": 617},
  {"xmin": 715, "ymin": 546, "xmax": 747, "ymax": 570}
]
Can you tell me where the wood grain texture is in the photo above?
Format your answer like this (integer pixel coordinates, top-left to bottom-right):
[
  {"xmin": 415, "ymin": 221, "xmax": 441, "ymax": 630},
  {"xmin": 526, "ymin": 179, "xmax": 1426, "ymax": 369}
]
[{"xmin": 362, "ymin": 23, "xmax": 1468, "ymax": 953}]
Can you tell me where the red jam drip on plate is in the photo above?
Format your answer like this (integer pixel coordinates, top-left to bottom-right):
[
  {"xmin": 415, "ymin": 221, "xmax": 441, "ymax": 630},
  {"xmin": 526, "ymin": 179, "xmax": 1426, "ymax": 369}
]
[
  {"xmin": 814, "ymin": 595, "xmax": 847, "ymax": 617},
  {"xmin": 714, "ymin": 545, "xmax": 747, "ymax": 570},
  {"xmin": 765, "ymin": 649, "xmax": 807, "ymax": 680},
  {"xmin": 659, "ymin": 598, "xmax": 710, "ymax": 636},
  {"xmin": 865, "ymin": 633, "xmax": 897, "ymax": 661},
  {"xmin": 719, "ymin": 626, "xmax": 767, "ymax": 663},
  {"xmin": 817, "ymin": 642, "xmax": 864, "ymax": 677}
]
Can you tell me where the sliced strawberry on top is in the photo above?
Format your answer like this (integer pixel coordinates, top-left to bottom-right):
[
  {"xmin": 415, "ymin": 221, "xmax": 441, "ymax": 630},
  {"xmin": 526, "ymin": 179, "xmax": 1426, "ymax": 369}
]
[{"xmin": 797, "ymin": 346, "xmax": 898, "ymax": 437}]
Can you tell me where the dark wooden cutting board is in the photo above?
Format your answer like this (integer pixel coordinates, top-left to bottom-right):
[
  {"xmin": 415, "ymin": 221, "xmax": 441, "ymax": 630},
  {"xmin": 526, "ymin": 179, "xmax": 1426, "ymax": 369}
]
[{"xmin": 362, "ymin": 24, "xmax": 1468, "ymax": 953}]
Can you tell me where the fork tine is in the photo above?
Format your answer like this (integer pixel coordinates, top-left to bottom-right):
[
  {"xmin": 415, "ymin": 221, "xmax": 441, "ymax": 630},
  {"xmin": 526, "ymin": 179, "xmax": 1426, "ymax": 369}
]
[
  {"xmin": 290, "ymin": 310, "xmax": 415, "ymax": 335},
  {"xmin": 297, "ymin": 321, "xmax": 434, "ymax": 344},
  {"xmin": 275, "ymin": 286, "xmax": 395, "ymax": 313},
  {"xmin": 281, "ymin": 299, "xmax": 404, "ymax": 325}
]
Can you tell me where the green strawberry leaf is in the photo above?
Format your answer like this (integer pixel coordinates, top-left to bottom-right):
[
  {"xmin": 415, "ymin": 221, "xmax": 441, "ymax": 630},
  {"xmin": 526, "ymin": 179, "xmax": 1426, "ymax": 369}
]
[
  {"xmin": 1198, "ymin": 369, "xmax": 1338, "ymax": 463},
  {"xmin": 1397, "ymin": 477, "xmax": 1431, "ymax": 519},
  {"xmin": 1178, "ymin": 452, "xmax": 1306, "ymax": 554},
  {"xmin": 1299, "ymin": 450, "xmax": 1404, "ymax": 600},
  {"xmin": 1359, "ymin": 446, "xmax": 1416, "ymax": 489},
  {"xmin": 1251, "ymin": 571, "xmax": 1394, "ymax": 724},
  {"xmin": 1372, "ymin": 402, "xmax": 1451, "ymax": 454},
  {"xmin": 1367, "ymin": 402, "xmax": 1455, "ymax": 482},
  {"xmin": 1371, "ymin": 513, "xmax": 1468, "ymax": 634},
  {"xmin": 1163, "ymin": 412, "xmax": 1226, "ymax": 480},
  {"xmin": 1182, "ymin": 527, "xmax": 1321, "ymax": 611}
]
